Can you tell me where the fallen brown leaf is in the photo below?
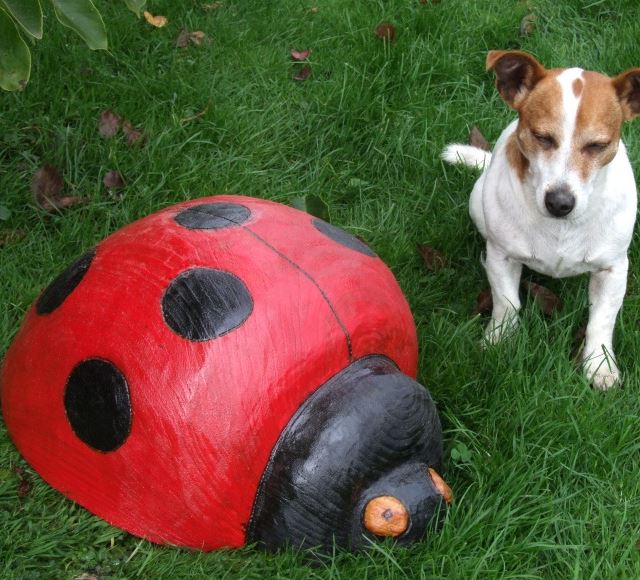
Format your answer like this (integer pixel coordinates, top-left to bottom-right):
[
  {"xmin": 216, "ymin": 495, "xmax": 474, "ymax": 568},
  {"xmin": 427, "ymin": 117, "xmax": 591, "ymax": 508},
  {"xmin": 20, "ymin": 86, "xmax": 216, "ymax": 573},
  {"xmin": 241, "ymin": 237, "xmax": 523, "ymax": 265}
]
[
  {"xmin": 293, "ymin": 65, "xmax": 312, "ymax": 81},
  {"xmin": 375, "ymin": 22, "xmax": 396, "ymax": 42},
  {"xmin": 469, "ymin": 126, "xmax": 491, "ymax": 152},
  {"xmin": 522, "ymin": 280, "xmax": 563, "ymax": 316},
  {"xmin": 176, "ymin": 29, "xmax": 207, "ymax": 48},
  {"xmin": 473, "ymin": 288, "xmax": 493, "ymax": 315},
  {"xmin": 31, "ymin": 163, "xmax": 86, "ymax": 212},
  {"xmin": 291, "ymin": 49, "xmax": 311, "ymax": 61},
  {"xmin": 202, "ymin": 1, "xmax": 222, "ymax": 9},
  {"xmin": 31, "ymin": 163, "xmax": 63, "ymax": 203},
  {"xmin": 103, "ymin": 170, "xmax": 125, "ymax": 190},
  {"xmin": 180, "ymin": 107, "xmax": 209, "ymax": 124},
  {"xmin": 74, "ymin": 574, "xmax": 99, "ymax": 580},
  {"xmin": 176, "ymin": 29, "xmax": 190, "ymax": 48},
  {"xmin": 418, "ymin": 244, "xmax": 447, "ymax": 272},
  {"xmin": 0, "ymin": 229, "xmax": 26, "ymax": 248},
  {"xmin": 14, "ymin": 467, "xmax": 31, "ymax": 498},
  {"xmin": 520, "ymin": 14, "xmax": 536, "ymax": 37},
  {"xmin": 143, "ymin": 11, "xmax": 168, "ymax": 27},
  {"xmin": 122, "ymin": 121, "xmax": 143, "ymax": 146},
  {"xmin": 98, "ymin": 110, "xmax": 122, "ymax": 139},
  {"xmin": 189, "ymin": 31, "xmax": 207, "ymax": 45},
  {"xmin": 42, "ymin": 196, "xmax": 86, "ymax": 211}
]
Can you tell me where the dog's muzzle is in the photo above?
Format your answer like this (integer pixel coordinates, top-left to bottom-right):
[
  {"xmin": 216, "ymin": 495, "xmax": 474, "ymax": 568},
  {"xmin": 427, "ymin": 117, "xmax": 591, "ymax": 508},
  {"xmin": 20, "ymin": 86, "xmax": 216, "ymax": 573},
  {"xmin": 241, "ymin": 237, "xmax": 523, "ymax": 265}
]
[{"xmin": 544, "ymin": 186, "xmax": 575, "ymax": 218}]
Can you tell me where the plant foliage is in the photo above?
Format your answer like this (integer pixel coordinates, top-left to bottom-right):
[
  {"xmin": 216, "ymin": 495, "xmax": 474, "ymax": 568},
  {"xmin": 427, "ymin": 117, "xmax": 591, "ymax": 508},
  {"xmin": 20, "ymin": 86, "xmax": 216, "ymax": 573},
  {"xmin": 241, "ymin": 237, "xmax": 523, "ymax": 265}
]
[{"xmin": 0, "ymin": 0, "xmax": 145, "ymax": 91}]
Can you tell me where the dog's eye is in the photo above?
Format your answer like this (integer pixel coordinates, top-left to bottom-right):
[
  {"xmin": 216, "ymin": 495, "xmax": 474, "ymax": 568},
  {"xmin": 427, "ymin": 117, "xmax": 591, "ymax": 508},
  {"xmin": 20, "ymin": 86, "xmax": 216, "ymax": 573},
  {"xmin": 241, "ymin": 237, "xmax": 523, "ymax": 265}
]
[
  {"xmin": 532, "ymin": 132, "xmax": 556, "ymax": 148},
  {"xmin": 583, "ymin": 141, "xmax": 610, "ymax": 154}
]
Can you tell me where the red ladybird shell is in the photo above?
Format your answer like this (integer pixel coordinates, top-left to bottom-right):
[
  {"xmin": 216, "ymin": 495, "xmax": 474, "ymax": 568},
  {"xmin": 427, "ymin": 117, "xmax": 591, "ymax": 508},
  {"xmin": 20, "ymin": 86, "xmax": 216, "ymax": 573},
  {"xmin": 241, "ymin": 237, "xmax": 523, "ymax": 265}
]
[{"xmin": 0, "ymin": 195, "xmax": 418, "ymax": 550}]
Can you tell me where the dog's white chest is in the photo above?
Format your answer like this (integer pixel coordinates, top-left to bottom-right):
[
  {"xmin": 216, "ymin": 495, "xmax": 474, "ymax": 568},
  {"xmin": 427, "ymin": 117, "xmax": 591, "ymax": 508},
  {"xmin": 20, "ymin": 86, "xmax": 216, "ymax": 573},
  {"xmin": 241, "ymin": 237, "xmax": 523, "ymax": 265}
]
[{"xmin": 520, "ymin": 234, "xmax": 597, "ymax": 277}]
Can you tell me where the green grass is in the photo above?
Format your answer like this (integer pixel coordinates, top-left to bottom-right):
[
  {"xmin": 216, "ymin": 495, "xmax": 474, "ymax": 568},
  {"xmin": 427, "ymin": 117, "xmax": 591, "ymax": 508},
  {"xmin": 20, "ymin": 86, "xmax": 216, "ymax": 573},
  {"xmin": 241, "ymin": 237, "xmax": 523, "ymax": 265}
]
[{"xmin": 2, "ymin": 0, "xmax": 640, "ymax": 577}]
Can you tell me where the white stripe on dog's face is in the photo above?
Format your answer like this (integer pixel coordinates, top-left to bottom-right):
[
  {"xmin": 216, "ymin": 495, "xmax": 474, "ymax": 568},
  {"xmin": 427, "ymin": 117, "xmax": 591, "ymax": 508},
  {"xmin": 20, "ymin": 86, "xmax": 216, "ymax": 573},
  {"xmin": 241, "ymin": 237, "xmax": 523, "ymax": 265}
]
[{"xmin": 511, "ymin": 67, "xmax": 623, "ymax": 219}]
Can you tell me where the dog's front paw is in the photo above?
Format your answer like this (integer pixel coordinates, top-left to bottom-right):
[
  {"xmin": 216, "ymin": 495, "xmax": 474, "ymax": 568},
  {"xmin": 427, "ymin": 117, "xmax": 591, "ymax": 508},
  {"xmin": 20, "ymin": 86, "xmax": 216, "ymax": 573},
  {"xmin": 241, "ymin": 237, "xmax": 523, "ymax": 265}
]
[
  {"xmin": 583, "ymin": 350, "xmax": 620, "ymax": 390},
  {"xmin": 482, "ymin": 315, "xmax": 518, "ymax": 347}
]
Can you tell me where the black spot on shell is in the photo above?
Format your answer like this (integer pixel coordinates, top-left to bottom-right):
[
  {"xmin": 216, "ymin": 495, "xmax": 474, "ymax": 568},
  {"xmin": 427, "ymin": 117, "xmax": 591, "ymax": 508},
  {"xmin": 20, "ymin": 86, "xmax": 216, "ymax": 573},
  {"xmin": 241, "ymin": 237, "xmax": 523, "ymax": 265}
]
[
  {"xmin": 174, "ymin": 203, "xmax": 251, "ymax": 230},
  {"xmin": 36, "ymin": 249, "xmax": 96, "ymax": 315},
  {"xmin": 312, "ymin": 219, "xmax": 376, "ymax": 257},
  {"xmin": 162, "ymin": 268, "xmax": 253, "ymax": 341},
  {"xmin": 64, "ymin": 358, "xmax": 132, "ymax": 452}
]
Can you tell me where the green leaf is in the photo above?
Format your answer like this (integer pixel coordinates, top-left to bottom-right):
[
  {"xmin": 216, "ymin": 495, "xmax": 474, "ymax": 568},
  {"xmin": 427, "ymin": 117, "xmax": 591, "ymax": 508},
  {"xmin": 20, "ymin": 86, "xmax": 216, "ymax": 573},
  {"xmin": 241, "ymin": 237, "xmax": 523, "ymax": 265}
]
[
  {"xmin": 51, "ymin": 0, "xmax": 107, "ymax": 50},
  {"xmin": 0, "ymin": 205, "xmax": 11, "ymax": 220},
  {"xmin": 123, "ymin": 0, "xmax": 145, "ymax": 17},
  {"xmin": 291, "ymin": 194, "xmax": 330, "ymax": 222},
  {"xmin": 1, "ymin": 0, "xmax": 43, "ymax": 39},
  {"xmin": 0, "ymin": 7, "xmax": 30, "ymax": 91}
]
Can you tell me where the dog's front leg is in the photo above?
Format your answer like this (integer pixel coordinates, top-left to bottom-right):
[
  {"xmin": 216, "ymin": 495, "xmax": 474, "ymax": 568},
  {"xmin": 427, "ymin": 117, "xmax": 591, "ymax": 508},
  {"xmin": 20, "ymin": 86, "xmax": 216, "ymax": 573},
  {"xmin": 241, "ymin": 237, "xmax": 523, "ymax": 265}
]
[
  {"xmin": 583, "ymin": 258, "xmax": 628, "ymax": 389},
  {"xmin": 484, "ymin": 242, "xmax": 522, "ymax": 344}
]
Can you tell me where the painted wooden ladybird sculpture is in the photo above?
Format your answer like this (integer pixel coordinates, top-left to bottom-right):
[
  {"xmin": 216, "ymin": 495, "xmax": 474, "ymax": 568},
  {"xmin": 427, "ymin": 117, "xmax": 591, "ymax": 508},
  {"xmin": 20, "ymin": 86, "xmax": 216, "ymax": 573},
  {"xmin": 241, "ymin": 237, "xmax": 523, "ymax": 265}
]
[{"xmin": 1, "ymin": 195, "xmax": 451, "ymax": 552}]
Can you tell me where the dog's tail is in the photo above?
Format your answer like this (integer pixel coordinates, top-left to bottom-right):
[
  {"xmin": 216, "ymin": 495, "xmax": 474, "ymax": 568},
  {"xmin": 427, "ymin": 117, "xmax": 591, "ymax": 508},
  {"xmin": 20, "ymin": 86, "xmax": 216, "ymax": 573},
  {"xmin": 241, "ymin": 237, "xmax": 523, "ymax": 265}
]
[{"xmin": 441, "ymin": 144, "xmax": 492, "ymax": 170}]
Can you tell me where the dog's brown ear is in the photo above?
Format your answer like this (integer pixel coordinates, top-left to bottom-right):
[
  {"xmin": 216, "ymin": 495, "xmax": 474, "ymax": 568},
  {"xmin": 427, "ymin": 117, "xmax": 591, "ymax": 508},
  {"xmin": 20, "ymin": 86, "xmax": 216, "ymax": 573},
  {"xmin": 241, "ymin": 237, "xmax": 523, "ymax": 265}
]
[
  {"xmin": 612, "ymin": 68, "xmax": 640, "ymax": 121},
  {"xmin": 486, "ymin": 50, "xmax": 546, "ymax": 109}
]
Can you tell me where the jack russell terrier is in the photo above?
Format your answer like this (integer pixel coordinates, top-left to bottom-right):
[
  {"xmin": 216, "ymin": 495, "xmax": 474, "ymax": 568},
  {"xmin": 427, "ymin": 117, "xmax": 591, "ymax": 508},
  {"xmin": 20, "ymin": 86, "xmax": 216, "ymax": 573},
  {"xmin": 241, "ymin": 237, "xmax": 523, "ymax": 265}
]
[{"xmin": 443, "ymin": 50, "xmax": 640, "ymax": 389}]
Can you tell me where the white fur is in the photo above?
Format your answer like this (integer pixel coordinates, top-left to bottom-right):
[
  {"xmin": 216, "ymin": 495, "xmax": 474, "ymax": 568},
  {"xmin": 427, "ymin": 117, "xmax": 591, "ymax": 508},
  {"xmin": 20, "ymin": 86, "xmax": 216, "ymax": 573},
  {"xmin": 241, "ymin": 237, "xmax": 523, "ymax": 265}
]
[
  {"xmin": 445, "ymin": 71, "xmax": 637, "ymax": 389},
  {"xmin": 442, "ymin": 144, "xmax": 492, "ymax": 169}
]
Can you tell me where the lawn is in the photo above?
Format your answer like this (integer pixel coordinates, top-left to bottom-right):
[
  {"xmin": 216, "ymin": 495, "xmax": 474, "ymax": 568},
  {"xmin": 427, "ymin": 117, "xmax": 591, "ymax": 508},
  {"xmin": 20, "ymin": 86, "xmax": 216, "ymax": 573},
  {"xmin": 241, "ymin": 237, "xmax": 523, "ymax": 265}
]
[{"xmin": 2, "ymin": 0, "xmax": 640, "ymax": 577}]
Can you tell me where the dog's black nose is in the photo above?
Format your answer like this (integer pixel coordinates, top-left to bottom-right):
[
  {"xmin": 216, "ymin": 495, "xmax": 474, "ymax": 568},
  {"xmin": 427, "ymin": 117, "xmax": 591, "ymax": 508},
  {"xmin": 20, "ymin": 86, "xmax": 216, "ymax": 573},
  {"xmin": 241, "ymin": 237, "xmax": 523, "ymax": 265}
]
[{"xmin": 544, "ymin": 187, "xmax": 575, "ymax": 217}]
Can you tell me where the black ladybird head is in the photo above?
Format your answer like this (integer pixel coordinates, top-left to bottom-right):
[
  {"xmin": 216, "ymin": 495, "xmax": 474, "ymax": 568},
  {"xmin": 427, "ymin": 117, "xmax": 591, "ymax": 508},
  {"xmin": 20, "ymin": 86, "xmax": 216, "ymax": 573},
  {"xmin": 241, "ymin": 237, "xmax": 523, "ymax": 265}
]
[{"xmin": 247, "ymin": 356, "xmax": 450, "ymax": 552}]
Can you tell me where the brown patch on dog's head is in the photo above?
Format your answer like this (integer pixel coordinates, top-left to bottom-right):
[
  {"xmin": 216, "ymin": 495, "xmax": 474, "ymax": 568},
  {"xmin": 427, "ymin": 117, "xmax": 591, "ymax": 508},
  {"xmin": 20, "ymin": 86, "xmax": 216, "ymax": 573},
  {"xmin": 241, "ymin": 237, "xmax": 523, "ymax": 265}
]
[
  {"xmin": 509, "ymin": 71, "xmax": 567, "ymax": 173},
  {"xmin": 571, "ymin": 71, "xmax": 625, "ymax": 180},
  {"xmin": 486, "ymin": 50, "xmax": 547, "ymax": 109},
  {"xmin": 572, "ymin": 78, "xmax": 583, "ymax": 97},
  {"xmin": 506, "ymin": 132, "xmax": 529, "ymax": 181},
  {"xmin": 612, "ymin": 68, "xmax": 640, "ymax": 120}
]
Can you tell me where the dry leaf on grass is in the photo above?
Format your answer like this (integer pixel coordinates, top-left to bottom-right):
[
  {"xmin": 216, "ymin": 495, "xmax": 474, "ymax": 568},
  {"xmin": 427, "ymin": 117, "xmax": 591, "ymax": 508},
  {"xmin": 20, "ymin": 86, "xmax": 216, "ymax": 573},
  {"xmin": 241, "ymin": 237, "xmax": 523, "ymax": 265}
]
[
  {"xmin": 180, "ymin": 107, "xmax": 209, "ymax": 124},
  {"xmin": 99, "ymin": 111, "xmax": 143, "ymax": 145},
  {"xmin": 0, "ymin": 229, "xmax": 26, "ymax": 248},
  {"xmin": 520, "ymin": 14, "xmax": 536, "ymax": 36},
  {"xmin": 417, "ymin": 244, "xmax": 447, "ymax": 272},
  {"xmin": 31, "ymin": 163, "xmax": 62, "ymax": 202},
  {"xmin": 291, "ymin": 49, "xmax": 311, "ymax": 61},
  {"xmin": 293, "ymin": 65, "xmax": 312, "ymax": 81},
  {"xmin": 176, "ymin": 29, "xmax": 207, "ymax": 48},
  {"xmin": 98, "ymin": 110, "xmax": 122, "ymax": 139},
  {"xmin": 103, "ymin": 170, "xmax": 125, "ymax": 191},
  {"xmin": 473, "ymin": 288, "xmax": 493, "ymax": 315},
  {"xmin": 122, "ymin": 121, "xmax": 143, "ymax": 146},
  {"xmin": 14, "ymin": 467, "xmax": 31, "ymax": 498},
  {"xmin": 522, "ymin": 280, "xmax": 563, "ymax": 316},
  {"xmin": 143, "ymin": 11, "xmax": 168, "ymax": 28},
  {"xmin": 375, "ymin": 22, "xmax": 396, "ymax": 41},
  {"xmin": 469, "ymin": 126, "xmax": 491, "ymax": 151},
  {"xmin": 31, "ymin": 164, "xmax": 85, "ymax": 212},
  {"xmin": 202, "ymin": 2, "xmax": 222, "ymax": 9}
]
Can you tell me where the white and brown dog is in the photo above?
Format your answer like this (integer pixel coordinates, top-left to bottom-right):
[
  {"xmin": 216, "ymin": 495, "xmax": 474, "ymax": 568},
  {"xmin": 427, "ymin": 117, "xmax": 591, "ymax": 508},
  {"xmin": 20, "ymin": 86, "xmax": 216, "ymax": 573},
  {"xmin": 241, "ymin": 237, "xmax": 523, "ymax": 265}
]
[{"xmin": 443, "ymin": 50, "xmax": 640, "ymax": 389}]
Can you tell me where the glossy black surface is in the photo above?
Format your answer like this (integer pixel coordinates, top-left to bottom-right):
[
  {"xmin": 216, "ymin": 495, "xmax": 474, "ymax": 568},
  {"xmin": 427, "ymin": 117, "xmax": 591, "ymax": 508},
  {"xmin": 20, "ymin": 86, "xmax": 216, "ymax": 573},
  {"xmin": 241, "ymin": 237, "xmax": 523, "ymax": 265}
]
[
  {"xmin": 174, "ymin": 203, "xmax": 251, "ymax": 230},
  {"xmin": 162, "ymin": 267, "xmax": 253, "ymax": 341},
  {"xmin": 248, "ymin": 355, "xmax": 444, "ymax": 552},
  {"xmin": 312, "ymin": 219, "xmax": 376, "ymax": 257},
  {"xmin": 64, "ymin": 358, "xmax": 132, "ymax": 452},
  {"xmin": 36, "ymin": 249, "xmax": 96, "ymax": 315}
]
